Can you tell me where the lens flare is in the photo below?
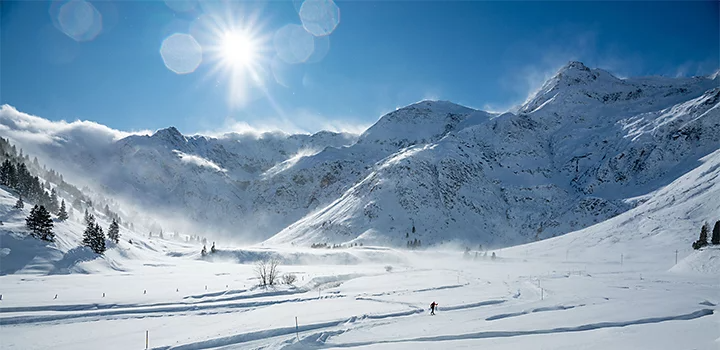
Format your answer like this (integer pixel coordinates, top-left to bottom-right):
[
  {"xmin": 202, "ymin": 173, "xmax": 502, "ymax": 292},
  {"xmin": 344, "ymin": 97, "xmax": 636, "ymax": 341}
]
[{"xmin": 160, "ymin": 33, "xmax": 203, "ymax": 75}]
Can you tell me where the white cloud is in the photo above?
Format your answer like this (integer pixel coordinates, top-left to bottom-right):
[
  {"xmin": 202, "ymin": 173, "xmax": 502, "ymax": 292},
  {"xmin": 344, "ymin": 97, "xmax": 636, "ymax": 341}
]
[
  {"xmin": 173, "ymin": 150, "xmax": 227, "ymax": 172},
  {"xmin": 0, "ymin": 104, "xmax": 150, "ymax": 147},
  {"xmin": 201, "ymin": 108, "xmax": 371, "ymax": 138}
]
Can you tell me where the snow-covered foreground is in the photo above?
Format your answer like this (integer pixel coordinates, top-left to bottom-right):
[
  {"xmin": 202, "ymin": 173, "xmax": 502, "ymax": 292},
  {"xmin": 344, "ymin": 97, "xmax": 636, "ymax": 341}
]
[{"xmin": 1, "ymin": 245, "xmax": 718, "ymax": 350}]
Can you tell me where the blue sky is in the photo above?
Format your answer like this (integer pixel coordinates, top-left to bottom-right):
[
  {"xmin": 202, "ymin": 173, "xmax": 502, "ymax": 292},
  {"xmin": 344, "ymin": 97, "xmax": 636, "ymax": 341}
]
[{"xmin": 1, "ymin": 0, "xmax": 718, "ymax": 135}]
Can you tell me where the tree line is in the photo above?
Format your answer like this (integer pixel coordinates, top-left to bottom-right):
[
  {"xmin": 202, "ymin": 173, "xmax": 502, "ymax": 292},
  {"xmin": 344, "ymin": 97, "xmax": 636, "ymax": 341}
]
[{"xmin": 1, "ymin": 137, "xmax": 125, "ymax": 254}]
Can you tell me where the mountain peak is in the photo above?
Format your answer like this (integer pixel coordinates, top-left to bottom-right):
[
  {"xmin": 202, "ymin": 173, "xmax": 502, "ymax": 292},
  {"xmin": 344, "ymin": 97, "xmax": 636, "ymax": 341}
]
[
  {"xmin": 560, "ymin": 61, "xmax": 591, "ymax": 73},
  {"xmin": 152, "ymin": 126, "xmax": 185, "ymax": 143}
]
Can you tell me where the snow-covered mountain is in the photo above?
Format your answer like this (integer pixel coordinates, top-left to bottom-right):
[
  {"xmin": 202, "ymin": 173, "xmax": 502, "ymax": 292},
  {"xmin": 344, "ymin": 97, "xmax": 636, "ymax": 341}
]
[
  {"xmin": 266, "ymin": 62, "xmax": 719, "ymax": 246},
  {"xmin": 1, "ymin": 61, "xmax": 718, "ymax": 246}
]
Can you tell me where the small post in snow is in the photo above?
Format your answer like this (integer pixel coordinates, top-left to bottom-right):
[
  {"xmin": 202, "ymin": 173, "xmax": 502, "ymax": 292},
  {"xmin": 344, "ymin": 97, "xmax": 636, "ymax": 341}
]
[
  {"xmin": 295, "ymin": 316, "xmax": 299, "ymax": 341},
  {"xmin": 205, "ymin": 285, "xmax": 207, "ymax": 290},
  {"xmin": 54, "ymin": 294, "xmax": 57, "ymax": 299},
  {"xmin": 102, "ymin": 292, "xmax": 105, "ymax": 298},
  {"xmin": 145, "ymin": 330, "xmax": 149, "ymax": 349},
  {"xmin": 675, "ymin": 250, "xmax": 678, "ymax": 265},
  {"xmin": 538, "ymin": 279, "xmax": 543, "ymax": 300},
  {"xmin": 620, "ymin": 254, "xmax": 624, "ymax": 266}
]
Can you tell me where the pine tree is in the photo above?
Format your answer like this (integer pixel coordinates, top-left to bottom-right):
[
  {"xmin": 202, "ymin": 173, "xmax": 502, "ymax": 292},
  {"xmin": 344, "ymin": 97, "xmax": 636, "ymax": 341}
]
[
  {"xmin": 210, "ymin": 242, "xmax": 216, "ymax": 254},
  {"xmin": 14, "ymin": 195, "xmax": 24, "ymax": 209},
  {"xmin": 82, "ymin": 215, "xmax": 95, "ymax": 248},
  {"xmin": 57, "ymin": 200, "xmax": 69, "ymax": 221},
  {"xmin": 108, "ymin": 219, "xmax": 120, "ymax": 244},
  {"xmin": 712, "ymin": 220, "xmax": 720, "ymax": 245},
  {"xmin": 49, "ymin": 188, "xmax": 59, "ymax": 213},
  {"xmin": 25, "ymin": 205, "xmax": 54, "ymax": 241},
  {"xmin": 25, "ymin": 205, "xmax": 40, "ymax": 237},
  {"xmin": 201, "ymin": 245, "xmax": 208, "ymax": 257},
  {"xmin": 84, "ymin": 209, "xmax": 93, "ymax": 226},
  {"xmin": 93, "ymin": 223, "xmax": 106, "ymax": 254},
  {"xmin": 692, "ymin": 222, "xmax": 710, "ymax": 250}
]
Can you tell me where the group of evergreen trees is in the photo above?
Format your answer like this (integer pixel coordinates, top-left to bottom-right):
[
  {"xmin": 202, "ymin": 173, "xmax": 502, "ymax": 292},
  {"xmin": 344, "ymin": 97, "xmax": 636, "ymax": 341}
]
[
  {"xmin": 201, "ymin": 242, "xmax": 217, "ymax": 257},
  {"xmin": 407, "ymin": 238, "xmax": 422, "ymax": 249},
  {"xmin": 692, "ymin": 220, "xmax": 720, "ymax": 250},
  {"xmin": 0, "ymin": 138, "xmax": 129, "ymax": 253},
  {"xmin": 82, "ymin": 211, "xmax": 121, "ymax": 254},
  {"xmin": 1, "ymin": 159, "xmax": 60, "ymax": 212},
  {"xmin": 309, "ymin": 242, "xmax": 363, "ymax": 249}
]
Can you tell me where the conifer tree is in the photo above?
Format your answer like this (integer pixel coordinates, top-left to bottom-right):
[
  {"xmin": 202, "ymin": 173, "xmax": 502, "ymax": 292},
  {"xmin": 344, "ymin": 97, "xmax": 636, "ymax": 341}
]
[
  {"xmin": 201, "ymin": 245, "xmax": 208, "ymax": 257},
  {"xmin": 712, "ymin": 220, "xmax": 720, "ymax": 245},
  {"xmin": 57, "ymin": 200, "xmax": 69, "ymax": 221},
  {"xmin": 693, "ymin": 222, "xmax": 710, "ymax": 250},
  {"xmin": 14, "ymin": 195, "xmax": 24, "ymax": 209},
  {"xmin": 49, "ymin": 188, "xmax": 59, "ymax": 213},
  {"xmin": 84, "ymin": 208, "xmax": 93, "ymax": 226},
  {"xmin": 82, "ymin": 214, "xmax": 95, "ymax": 248},
  {"xmin": 210, "ymin": 242, "xmax": 216, "ymax": 254},
  {"xmin": 108, "ymin": 219, "xmax": 120, "ymax": 244},
  {"xmin": 93, "ymin": 223, "xmax": 106, "ymax": 254},
  {"xmin": 25, "ymin": 205, "xmax": 54, "ymax": 241}
]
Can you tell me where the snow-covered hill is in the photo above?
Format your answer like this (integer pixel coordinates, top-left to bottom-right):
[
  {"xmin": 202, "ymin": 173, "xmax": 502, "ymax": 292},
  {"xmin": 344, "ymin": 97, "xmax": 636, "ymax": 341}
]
[
  {"xmin": 1, "ymin": 61, "xmax": 718, "ymax": 247},
  {"xmin": 498, "ymin": 148, "xmax": 720, "ymax": 270}
]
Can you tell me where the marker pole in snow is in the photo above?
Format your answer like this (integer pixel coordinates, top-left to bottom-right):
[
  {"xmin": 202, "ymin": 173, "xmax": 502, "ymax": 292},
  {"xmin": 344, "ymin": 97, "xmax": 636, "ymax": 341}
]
[
  {"xmin": 145, "ymin": 330, "xmax": 148, "ymax": 349},
  {"xmin": 538, "ymin": 279, "xmax": 543, "ymax": 300},
  {"xmin": 295, "ymin": 317, "xmax": 299, "ymax": 341},
  {"xmin": 675, "ymin": 250, "xmax": 678, "ymax": 264},
  {"xmin": 620, "ymin": 254, "xmax": 623, "ymax": 266}
]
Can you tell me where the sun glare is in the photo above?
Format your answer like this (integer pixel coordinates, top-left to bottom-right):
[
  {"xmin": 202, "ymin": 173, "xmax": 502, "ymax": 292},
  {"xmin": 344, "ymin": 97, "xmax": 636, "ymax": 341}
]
[{"xmin": 221, "ymin": 31, "xmax": 257, "ymax": 68}]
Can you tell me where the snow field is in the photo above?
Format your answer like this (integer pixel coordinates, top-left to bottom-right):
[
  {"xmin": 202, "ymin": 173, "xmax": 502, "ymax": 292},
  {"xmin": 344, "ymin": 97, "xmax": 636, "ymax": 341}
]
[{"xmin": 1, "ymin": 247, "xmax": 718, "ymax": 350}]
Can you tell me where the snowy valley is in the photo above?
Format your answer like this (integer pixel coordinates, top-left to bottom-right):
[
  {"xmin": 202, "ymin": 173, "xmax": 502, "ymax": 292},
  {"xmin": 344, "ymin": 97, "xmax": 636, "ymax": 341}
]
[{"xmin": 1, "ymin": 61, "xmax": 719, "ymax": 349}]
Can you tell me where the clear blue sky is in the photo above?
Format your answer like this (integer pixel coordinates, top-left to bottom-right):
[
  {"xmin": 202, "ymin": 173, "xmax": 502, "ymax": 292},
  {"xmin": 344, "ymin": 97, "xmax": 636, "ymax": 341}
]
[{"xmin": 1, "ymin": 0, "xmax": 718, "ymax": 135}]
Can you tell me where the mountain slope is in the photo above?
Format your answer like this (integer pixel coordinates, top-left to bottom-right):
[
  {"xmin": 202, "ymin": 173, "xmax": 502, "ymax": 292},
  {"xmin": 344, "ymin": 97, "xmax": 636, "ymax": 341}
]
[
  {"xmin": 500, "ymin": 148, "xmax": 720, "ymax": 271},
  {"xmin": 265, "ymin": 64, "xmax": 719, "ymax": 247}
]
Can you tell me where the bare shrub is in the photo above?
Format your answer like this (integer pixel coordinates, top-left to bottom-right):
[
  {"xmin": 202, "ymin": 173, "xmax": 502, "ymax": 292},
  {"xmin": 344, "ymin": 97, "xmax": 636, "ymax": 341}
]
[
  {"xmin": 282, "ymin": 273, "xmax": 297, "ymax": 285},
  {"xmin": 255, "ymin": 258, "xmax": 281, "ymax": 287},
  {"xmin": 385, "ymin": 265, "xmax": 393, "ymax": 272}
]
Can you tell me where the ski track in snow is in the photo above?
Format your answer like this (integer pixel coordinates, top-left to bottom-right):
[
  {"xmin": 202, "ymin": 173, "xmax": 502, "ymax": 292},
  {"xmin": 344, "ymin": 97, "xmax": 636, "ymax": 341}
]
[{"xmin": 313, "ymin": 309, "xmax": 715, "ymax": 348}]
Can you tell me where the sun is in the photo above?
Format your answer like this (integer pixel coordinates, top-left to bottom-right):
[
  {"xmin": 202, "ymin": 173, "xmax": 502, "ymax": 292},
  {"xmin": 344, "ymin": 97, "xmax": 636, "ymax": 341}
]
[{"xmin": 220, "ymin": 30, "xmax": 257, "ymax": 68}]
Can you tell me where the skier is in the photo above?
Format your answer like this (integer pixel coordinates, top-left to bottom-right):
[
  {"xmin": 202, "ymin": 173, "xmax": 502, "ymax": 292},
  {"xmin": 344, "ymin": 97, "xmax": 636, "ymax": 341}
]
[{"xmin": 430, "ymin": 301, "xmax": 438, "ymax": 315}]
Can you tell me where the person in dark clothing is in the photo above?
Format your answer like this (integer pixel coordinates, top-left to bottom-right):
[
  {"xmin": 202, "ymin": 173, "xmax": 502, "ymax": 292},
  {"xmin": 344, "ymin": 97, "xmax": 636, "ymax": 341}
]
[{"xmin": 430, "ymin": 301, "xmax": 438, "ymax": 315}]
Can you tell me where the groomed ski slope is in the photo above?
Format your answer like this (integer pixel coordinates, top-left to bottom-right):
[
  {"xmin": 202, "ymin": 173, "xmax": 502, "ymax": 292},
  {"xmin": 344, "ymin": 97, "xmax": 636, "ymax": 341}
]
[{"xmin": 1, "ymin": 150, "xmax": 719, "ymax": 349}]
